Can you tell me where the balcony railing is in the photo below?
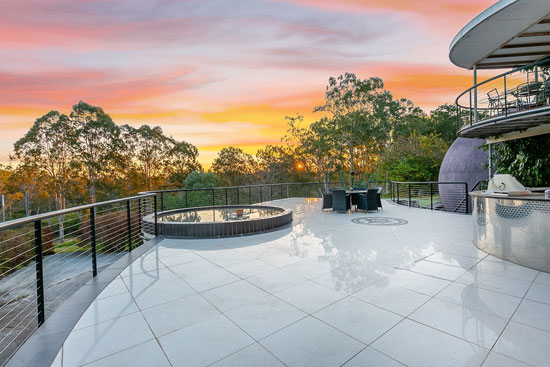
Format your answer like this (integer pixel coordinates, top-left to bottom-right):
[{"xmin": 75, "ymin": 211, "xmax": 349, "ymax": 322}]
[
  {"xmin": 456, "ymin": 60, "xmax": 550, "ymax": 134},
  {"xmin": 0, "ymin": 180, "xmax": 467, "ymax": 365}
]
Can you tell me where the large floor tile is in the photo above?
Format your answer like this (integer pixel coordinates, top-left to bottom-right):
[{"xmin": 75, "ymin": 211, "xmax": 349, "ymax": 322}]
[
  {"xmin": 201, "ymin": 280, "xmax": 271, "ymax": 312},
  {"xmin": 409, "ymin": 298, "xmax": 508, "ymax": 349},
  {"xmin": 343, "ymin": 347, "xmax": 405, "ymax": 367},
  {"xmin": 311, "ymin": 265, "xmax": 388, "ymax": 295},
  {"xmin": 282, "ymin": 259, "xmax": 331, "ymax": 279},
  {"xmin": 62, "ymin": 313, "xmax": 155, "ymax": 366},
  {"xmin": 387, "ymin": 270, "xmax": 451, "ymax": 296},
  {"xmin": 128, "ymin": 278, "xmax": 196, "ymax": 309},
  {"xmin": 73, "ymin": 292, "xmax": 139, "ymax": 330},
  {"xmin": 96, "ymin": 277, "xmax": 129, "ymax": 299},
  {"xmin": 225, "ymin": 295, "xmax": 306, "ymax": 340},
  {"xmin": 224, "ymin": 259, "xmax": 276, "ymax": 278},
  {"xmin": 440, "ymin": 244, "xmax": 488, "ymax": 259},
  {"xmin": 260, "ymin": 316, "xmax": 365, "ymax": 367},
  {"xmin": 247, "ymin": 268, "xmax": 307, "ymax": 293},
  {"xmin": 534, "ymin": 271, "xmax": 550, "ymax": 285},
  {"xmin": 525, "ymin": 282, "xmax": 550, "ymax": 304},
  {"xmin": 482, "ymin": 351, "xmax": 533, "ymax": 367},
  {"xmin": 119, "ymin": 257, "xmax": 166, "ymax": 277},
  {"xmin": 408, "ymin": 260, "xmax": 467, "ymax": 281},
  {"xmin": 211, "ymin": 343, "xmax": 284, "ymax": 367},
  {"xmin": 169, "ymin": 259, "xmax": 220, "ymax": 278},
  {"xmin": 184, "ymin": 267, "xmax": 240, "ymax": 292},
  {"xmin": 259, "ymin": 253, "xmax": 303, "ymax": 268},
  {"xmin": 121, "ymin": 268, "xmax": 181, "ymax": 292},
  {"xmin": 494, "ymin": 321, "xmax": 550, "ymax": 367},
  {"xmin": 435, "ymin": 282, "xmax": 522, "ymax": 319},
  {"xmin": 474, "ymin": 259, "xmax": 538, "ymax": 282},
  {"xmin": 456, "ymin": 270, "xmax": 532, "ymax": 297},
  {"xmin": 314, "ymin": 297, "xmax": 403, "ymax": 344},
  {"xmin": 353, "ymin": 283, "xmax": 430, "ymax": 316},
  {"xmin": 372, "ymin": 319, "xmax": 488, "ymax": 367},
  {"xmin": 158, "ymin": 314, "xmax": 254, "ymax": 367},
  {"xmin": 83, "ymin": 340, "xmax": 171, "ymax": 367},
  {"xmin": 274, "ymin": 280, "xmax": 347, "ymax": 313},
  {"xmin": 141, "ymin": 293, "xmax": 220, "ymax": 336},
  {"xmin": 159, "ymin": 251, "xmax": 202, "ymax": 267},
  {"xmin": 512, "ymin": 299, "xmax": 550, "ymax": 331},
  {"xmin": 424, "ymin": 252, "xmax": 482, "ymax": 269}
]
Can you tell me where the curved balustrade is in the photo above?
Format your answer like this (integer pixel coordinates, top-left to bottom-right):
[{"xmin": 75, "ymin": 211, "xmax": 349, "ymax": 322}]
[{"xmin": 455, "ymin": 60, "xmax": 550, "ymax": 138}]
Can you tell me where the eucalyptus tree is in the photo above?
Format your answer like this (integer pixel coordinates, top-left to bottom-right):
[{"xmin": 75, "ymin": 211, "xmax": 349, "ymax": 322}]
[
  {"xmin": 132, "ymin": 125, "xmax": 173, "ymax": 191},
  {"xmin": 284, "ymin": 115, "xmax": 340, "ymax": 189},
  {"xmin": 256, "ymin": 145, "xmax": 297, "ymax": 183},
  {"xmin": 314, "ymin": 73, "xmax": 394, "ymax": 185},
  {"xmin": 70, "ymin": 101, "xmax": 122, "ymax": 202},
  {"xmin": 166, "ymin": 139, "xmax": 201, "ymax": 188},
  {"xmin": 211, "ymin": 147, "xmax": 258, "ymax": 186},
  {"xmin": 12, "ymin": 111, "xmax": 78, "ymax": 241}
]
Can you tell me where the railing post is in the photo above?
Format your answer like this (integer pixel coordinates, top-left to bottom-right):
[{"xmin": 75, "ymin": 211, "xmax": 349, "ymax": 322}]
[
  {"xmin": 408, "ymin": 184, "xmax": 411, "ymax": 207},
  {"xmin": 473, "ymin": 64, "xmax": 478, "ymax": 123},
  {"xmin": 465, "ymin": 183, "xmax": 469, "ymax": 214},
  {"xmin": 126, "ymin": 200, "xmax": 132, "ymax": 252},
  {"xmin": 395, "ymin": 182, "xmax": 399, "ymax": 204},
  {"xmin": 270, "ymin": 185, "xmax": 273, "ymax": 201},
  {"xmin": 430, "ymin": 183, "xmax": 434, "ymax": 210},
  {"xmin": 160, "ymin": 192, "xmax": 164, "ymax": 212},
  {"xmin": 185, "ymin": 191, "xmax": 188, "ymax": 208},
  {"xmin": 90, "ymin": 207, "xmax": 97, "ymax": 277},
  {"xmin": 249, "ymin": 187, "xmax": 251, "ymax": 204},
  {"xmin": 236, "ymin": 188, "xmax": 240, "ymax": 205},
  {"xmin": 138, "ymin": 198, "xmax": 142, "ymax": 241},
  {"xmin": 212, "ymin": 189, "xmax": 215, "ymax": 206},
  {"xmin": 504, "ymin": 75, "xmax": 508, "ymax": 117},
  {"xmin": 286, "ymin": 184, "xmax": 289, "ymax": 198},
  {"xmin": 225, "ymin": 188, "xmax": 228, "ymax": 205},
  {"xmin": 260, "ymin": 186, "xmax": 263, "ymax": 203},
  {"xmin": 469, "ymin": 90, "xmax": 472, "ymax": 126},
  {"xmin": 280, "ymin": 184, "xmax": 283, "ymax": 200},
  {"xmin": 34, "ymin": 220, "xmax": 45, "ymax": 326},
  {"xmin": 153, "ymin": 195, "xmax": 158, "ymax": 236}
]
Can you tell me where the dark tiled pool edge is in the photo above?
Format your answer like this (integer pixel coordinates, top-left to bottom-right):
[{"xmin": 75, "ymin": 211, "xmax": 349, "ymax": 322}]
[{"xmin": 145, "ymin": 205, "xmax": 293, "ymax": 239}]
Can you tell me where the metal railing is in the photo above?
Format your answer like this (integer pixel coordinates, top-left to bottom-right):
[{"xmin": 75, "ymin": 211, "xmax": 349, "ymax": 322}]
[
  {"xmin": 146, "ymin": 181, "xmax": 393, "ymax": 213},
  {"xmin": 0, "ymin": 194, "xmax": 157, "ymax": 366},
  {"xmin": 456, "ymin": 60, "xmax": 550, "ymax": 133},
  {"xmin": 390, "ymin": 181, "xmax": 469, "ymax": 213}
]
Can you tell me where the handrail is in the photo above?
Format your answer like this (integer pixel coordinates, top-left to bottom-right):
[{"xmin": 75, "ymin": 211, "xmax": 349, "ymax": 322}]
[
  {"xmin": 454, "ymin": 59, "xmax": 550, "ymax": 109},
  {"xmin": 0, "ymin": 193, "xmax": 156, "ymax": 231},
  {"xmin": 140, "ymin": 181, "xmax": 342, "ymax": 194}
]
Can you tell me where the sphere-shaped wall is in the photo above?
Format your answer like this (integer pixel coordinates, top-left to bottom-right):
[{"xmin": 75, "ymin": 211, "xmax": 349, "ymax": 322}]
[{"xmin": 438, "ymin": 137, "xmax": 488, "ymax": 213}]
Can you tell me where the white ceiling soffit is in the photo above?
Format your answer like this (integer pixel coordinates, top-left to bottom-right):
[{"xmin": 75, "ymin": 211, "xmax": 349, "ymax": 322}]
[{"xmin": 449, "ymin": 0, "xmax": 550, "ymax": 70}]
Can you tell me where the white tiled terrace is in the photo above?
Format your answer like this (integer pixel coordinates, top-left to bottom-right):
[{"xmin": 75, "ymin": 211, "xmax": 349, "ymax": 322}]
[{"xmin": 51, "ymin": 198, "xmax": 550, "ymax": 367}]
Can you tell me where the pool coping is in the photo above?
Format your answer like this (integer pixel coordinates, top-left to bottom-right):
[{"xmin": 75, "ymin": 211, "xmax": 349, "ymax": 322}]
[{"xmin": 6, "ymin": 237, "xmax": 164, "ymax": 367}]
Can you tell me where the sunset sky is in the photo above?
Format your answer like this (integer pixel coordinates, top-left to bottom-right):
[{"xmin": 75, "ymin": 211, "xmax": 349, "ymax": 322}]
[{"xmin": 1, "ymin": 0, "xmax": 497, "ymax": 167}]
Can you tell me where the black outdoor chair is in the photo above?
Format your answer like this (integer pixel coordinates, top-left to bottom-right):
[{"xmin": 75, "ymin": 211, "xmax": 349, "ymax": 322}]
[
  {"xmin": 357, "ymin": 189, "xmax": 378, "ymax": 212},
  {"xmin": 318, "ymin": 189, "xmax": 333, "ymax": 211},
  {"xmin": 376, "ymin": 187, "xmax": 383, "ymax": 210},
  {"xmin": 351, "ymin": 187, "xmax": 365, "ymax": 208},
  {"xmin": 331, "ymin": 189, "xmax": 350, "ymax": 212}
]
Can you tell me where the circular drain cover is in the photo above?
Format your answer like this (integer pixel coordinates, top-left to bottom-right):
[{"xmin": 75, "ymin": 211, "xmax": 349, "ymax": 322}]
[{"xmin": 351, "ymin": 217, "xmax": 408, "ymax": 226}]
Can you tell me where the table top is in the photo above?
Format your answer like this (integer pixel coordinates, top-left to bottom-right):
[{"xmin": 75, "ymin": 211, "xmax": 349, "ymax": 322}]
[{"xmin": 345, "ymin": 190, "xmax": 369, "ymax": 194}]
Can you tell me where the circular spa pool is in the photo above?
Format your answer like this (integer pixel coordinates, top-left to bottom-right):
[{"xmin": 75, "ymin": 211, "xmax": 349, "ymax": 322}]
[{"xmin": 144, "ymin": 205, "xmax": 292, "ymax": 238}]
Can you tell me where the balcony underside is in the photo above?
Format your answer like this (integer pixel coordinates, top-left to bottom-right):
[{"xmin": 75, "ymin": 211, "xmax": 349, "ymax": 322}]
[{"xmin": 458, "ymin": 106, "xmax": 550, "ymax": 139}]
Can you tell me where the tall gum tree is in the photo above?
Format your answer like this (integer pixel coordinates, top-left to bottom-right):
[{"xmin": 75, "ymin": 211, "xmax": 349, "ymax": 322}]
[
  {"xmin": 12, "ymin": 111, "xmax": 77, "ymax": 241},
  {"xmin": 70, "ymin": 101, "xmax": 122, "ymax": 203},
  {"xmin": 314, "ymin": 73, "xmax": 394, "ymax": 186}
]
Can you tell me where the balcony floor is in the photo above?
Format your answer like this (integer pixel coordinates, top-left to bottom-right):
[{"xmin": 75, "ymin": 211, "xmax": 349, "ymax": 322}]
[{"xmin": 51, "ymin": 198, "xmax": 550, "ymax": 367}]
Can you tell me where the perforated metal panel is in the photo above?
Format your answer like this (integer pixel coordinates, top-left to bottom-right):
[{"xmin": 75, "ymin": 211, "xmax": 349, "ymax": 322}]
[{"xmin": 473, "ymin": 195, "xmax": 550, "ymax": 272}]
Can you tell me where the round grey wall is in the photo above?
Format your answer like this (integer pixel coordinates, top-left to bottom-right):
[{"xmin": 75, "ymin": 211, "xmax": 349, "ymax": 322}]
[{"xmin": 438, "ymin": 137, "xmax": 488, "ymax": 212}]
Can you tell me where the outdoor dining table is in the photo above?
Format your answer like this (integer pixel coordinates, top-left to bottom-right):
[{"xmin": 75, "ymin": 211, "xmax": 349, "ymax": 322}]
[
  {"xmin": 345, "ymin": 190, "xmax": 368, "ymax": 211},
  {"xmin": 512, "ymin": 81, "xmax": 545, "ymax": 106}
]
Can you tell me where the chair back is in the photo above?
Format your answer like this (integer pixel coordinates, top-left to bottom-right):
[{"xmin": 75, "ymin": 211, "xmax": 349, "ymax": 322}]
[
  {"xmin": 331, "ymin": 190, "xmax": 349, "ymax": 212},
  {"xmin": 487, "ymin": 88, "xmax": 500, "ymax": 101}
]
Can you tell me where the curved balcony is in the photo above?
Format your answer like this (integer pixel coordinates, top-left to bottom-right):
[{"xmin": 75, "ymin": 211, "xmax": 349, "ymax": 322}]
[{"xmin": 456, "ymin": 61, "xmax": 550, "ymax": 139}]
